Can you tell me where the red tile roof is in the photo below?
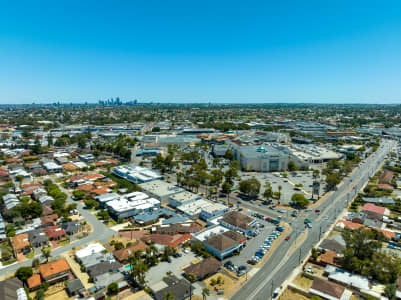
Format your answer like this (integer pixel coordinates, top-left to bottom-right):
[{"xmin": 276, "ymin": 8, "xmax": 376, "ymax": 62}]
[
  {"xmin": 27, "ymin": 274, "xmax": 42, "ymax": 289},
  {"xmin": 362, "ymin": 203, "xmax": 388, "ymax": 215},
  {"xmin": 377, "ymin": 184, "xmax": 394, "ymax": 191},
  {"xmin": 44, "ymin": 226, "xmax": 66, "ymax": 238}
]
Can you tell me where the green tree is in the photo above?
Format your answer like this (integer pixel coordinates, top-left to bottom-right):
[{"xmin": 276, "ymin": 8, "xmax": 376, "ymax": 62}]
[
  {"xmin": 288, "ymin": 161, "xmax": 298, "ymax": 171},
  {"xmin": 326, "ymin": 173, "xmax": 340, "ymax": 191},
  {"xmin": 202, "ymin": 287, "xmax": 210, "ymax": 300},
  {"xmin": 187, "ymin": 273, "xmax": 196, "ymax": 283},
  {"xmin": 291, "ymin": 193, "xmax": 309, "ymax": 208},
  {"xmin": 15, "ymin": 266, "xmax": 33, "ymax": 286},
  {"xmin": 42, "ymin": 247, "xmax": 51, "ymax": 262},
  {"xmin": 107, "ymin": 282, "xmax": 119, "ymax": 295},
  {"xmin": 238, "ymin": 178, "xmax": 261, "ymax": 198},
  {"xmin": 384, "ymin": 284, "xmax": 396, "ymax": 300},
  {"xmin": 263, "ymin": 182, "xmax": 273, "ymax": 200},
  {"xmin": 224, "ymin": 149, "xmax": 234, "ymax": 161},
  {"xmin": 163, "ymin": 291, "xmax": 175, "ymax": 300}
]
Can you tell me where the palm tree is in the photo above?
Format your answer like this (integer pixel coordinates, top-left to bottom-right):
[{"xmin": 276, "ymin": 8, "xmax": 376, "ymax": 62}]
[
  {"xmin": 202, "ymin": 287, "xmax": 210, "ymax": 300},
  {"xmin": 163, "ymin": 291, "xmax": 175, "ymax": 300},
  {"xmin": 42, "ymin": 247, "xmax": 51, "ymax": 263},
  {"xmin": 278, "ymin": 185, "xmax": 282, "ymax": 204}
]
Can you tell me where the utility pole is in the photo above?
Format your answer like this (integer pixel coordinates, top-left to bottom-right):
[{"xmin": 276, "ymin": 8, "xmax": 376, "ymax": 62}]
[
  {"xmin": 319, "ymin": 225, "xmax": 322, "ymax": 240},
  {"xmin": 298, "ymin": 248, "xmax": 302, "ymax": 264},
  {"xmin": 271, "ymin": 280, "xmax": 274, "ymax": 299}
]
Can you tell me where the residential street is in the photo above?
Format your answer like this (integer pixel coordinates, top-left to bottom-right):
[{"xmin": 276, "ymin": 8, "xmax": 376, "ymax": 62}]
[{"xmin": 0, "ymin": 180, "xmax": 115, "ymax": 277}]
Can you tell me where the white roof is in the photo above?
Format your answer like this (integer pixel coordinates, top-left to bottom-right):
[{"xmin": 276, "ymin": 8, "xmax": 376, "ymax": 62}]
[
  {"xmin": 75, "ymin": 243, "xmax": 106, "ymax": 259},
  {"xmin": 177, "ymin": 199, "xmax": 213, "ymax": 216},
  {"xmin": 328, "ymin": 270, "xmax": 370, "ymax": 290},
  {"xmin": 169, "ymin": 191, "xmax": 201, "ymax": 203},
  {"xmin": 106, "ymin": 197, "xmax": 160, "ymax": 213},
  {"xmin": 195, "ymin": 225, "xmax": 229, "ymax": 241},
  {"xmin": 201, "ymin": 202, "xmax": 228, "ymax": 214}
]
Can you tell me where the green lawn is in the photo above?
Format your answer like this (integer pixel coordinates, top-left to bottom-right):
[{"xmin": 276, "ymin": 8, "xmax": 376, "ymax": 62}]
[
  {"xmin": 26, "ymin": 250, "xmax": 35, "ymax": 259},
  {"xmin": 2, "ymin": 259, "xmax": 17, "ymax": 266},
  {"xmin": 58, "ymin": 239, "xmax": 70, "ymax": 247}
]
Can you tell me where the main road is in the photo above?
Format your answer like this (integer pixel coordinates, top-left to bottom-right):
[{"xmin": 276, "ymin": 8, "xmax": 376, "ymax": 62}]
[{"xmin": 231, "ymin": 139, "xmax": 395, "ymax": 300}]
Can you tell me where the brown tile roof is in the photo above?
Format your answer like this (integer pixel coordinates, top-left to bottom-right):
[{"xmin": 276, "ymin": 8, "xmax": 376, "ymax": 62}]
[
  {"xmin": 221, "ymin": 211, "xmax": 254, "ymax": 230},
  {"xmin": 92, "ymin": 187, "xmax": 109, "ymax": 195},
  {"xmin": 27, "ymin": 274, "xmax": 42, "ymax": 289},
  {"xmin": 141, "ymin": 233, "xmax": 192, "ymax": 248},
  {"xmin": 310, "ymin": 277, "xmax": 345, "ymax": 299},
  {"xmin": 62, "ymin": 163, "xmax": 78, "ymax": 171},
  {"xmin": 319, "ymin": 250, "xmax": 341, "ymax": 267},
  {"xmin": 380, "ymin": 170, "xmax": 394, "ymax": 184},
  {"xmin": 113, "ymin": 240, "xmax": 148, "ymax": 262},
  {"xmin": 85, "ymin": 174, "xmax": 105, "ymax": 181},
  {"xmin": 76, "ymin": 183, "xmax": 95, "ymax": 192},
  {"xmin": 183, "ymin": 257, "xmax": 221, "ymax": 279},
  {"xmin": 205, "ymin": 234, "xmax": 238, "ymax": 251},
  {"xmin": 40, "ymin": 214, "xmax": 58, "ymax": 225},
  {"xmin": 39, "ymin": 258, "xmax": 70, "ymax": 279},
  {"xmin": 10, "ymin": 233, "xmax": 30, "ymax": 251},
  {"xmin": 222, "ymin": 230, "xmax": 246, "ymax": 243}
]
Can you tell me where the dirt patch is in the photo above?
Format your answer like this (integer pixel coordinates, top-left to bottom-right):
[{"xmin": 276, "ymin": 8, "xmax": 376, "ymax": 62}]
[
  {"xmin": 121, "ymin": 290, "xmax": 152, "ymax": 300},
  {"xmin": 292, "ymin": 274, "xmax": 313, "ymax": 290},
  {"xmin": 278, "ymin": 288, "xmax": 310, "ymax": 300},
  {"xmin": 118, "ymin": 230, "xmax": 149, "ymax": 240},
  {"xmin": 185, "ymin": 295, "xmax": 203, "ymax": 300},
  {"xmin": 204, "ymin": 272, "xmax": 237, "ymax": 299},
  {"xmin": 62, "ymin": 253, "xmax": 93, "ymax": 289},
  {"xmin": 16, "ymin": 253, "xmax": 26, "ymax": 262}
]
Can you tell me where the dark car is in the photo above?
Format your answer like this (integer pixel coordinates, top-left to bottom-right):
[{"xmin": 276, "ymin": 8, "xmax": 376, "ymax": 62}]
[{"xmin": 285, "ymin": 235, "xmax": 290, "ymax": 241}]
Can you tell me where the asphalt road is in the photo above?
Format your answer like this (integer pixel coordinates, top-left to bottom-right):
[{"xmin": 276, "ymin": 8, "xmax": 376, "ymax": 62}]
[
  {"xmin": 231, "ymin": 139, "xmax": 394, "ymax": 300},
  {"xmin": 0, "ymin": 180, "xmax": 115, "ymax": 277}
]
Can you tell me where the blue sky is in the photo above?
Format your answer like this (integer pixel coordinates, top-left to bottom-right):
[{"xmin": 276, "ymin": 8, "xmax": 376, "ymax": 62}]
[{"xmin": 1, "ymin": 1, "xmax": 401, "ymax": 104}]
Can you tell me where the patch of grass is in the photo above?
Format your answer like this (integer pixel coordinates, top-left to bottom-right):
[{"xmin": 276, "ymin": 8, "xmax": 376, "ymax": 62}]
[
  {"xmin": 58, "ymin": 239, "xmax": 70, "ymax": 247},
  {"xmin": 2, "ymin": 258, "xmax": 17, "ymax": 266},
  {"xmin": 26, "ymin": 250, "xmax": 35, "ymax": 259}
]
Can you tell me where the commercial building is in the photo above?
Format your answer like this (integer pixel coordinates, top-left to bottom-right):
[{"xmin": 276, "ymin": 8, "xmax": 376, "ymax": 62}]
[
  {"xmin": 113, "ymin": 165, "xmax": 162, "ymax": 183},
  {"xmin": 139, "ymin": 180, "xmax": 185, "ymax": 203},
  {"xmin": 168, "ymin": 191, "xmax": 202, "ymax": 208},
  {"xmin": 194, "ymin": 225, "xmax": 246, "ymax": 260},
  {"xmin": 105, "ymin": 195, "xmax": 160, "ymax": 219},
  {"xmin": 176, "ymin": 199, "xmax": 215, "ymax": 218},
  {"xmin": 199, "ymin": 203, "xmax": 230, "ymax": 221},
  {"xmin": 235, "ymin": 145, "xmax": 288, "ymax": 172},
  {"xmin": 219, "ymin": 211, "xmax": 256, "ymax": 236}
]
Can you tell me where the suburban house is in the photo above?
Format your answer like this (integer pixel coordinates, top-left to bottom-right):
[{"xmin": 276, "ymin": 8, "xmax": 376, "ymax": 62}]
[
  {"xmin": 361, "ymin": 203, "xmax": 390, "ymax": 219},
  {"xmin": 152, "ymin": 275, "xmax": 194, "ymax": 300},
  {"xmin": 219, "ymin": 211, "xmax": 256, "ymax": 236},
  {"xmin": 0, "ymin": 277, "xmax": 27, "ymax": 300},
  {"xmin": 113, "ymin": 240, "xmax": 148, "ymax": 263},
  {"xmin": 309, "ymin": 277, "xmax": 347, "ymax": 300},
  {"xmin": 183, "ymin": 257, "xmax": 221, "ymax": 280},
  {"xmin": 27, "ymin": 274, "xmax": 42, "ymax": 291},
  {"xmin": 44, "ymin": 226, "xmax": 66, "ymax": 241},
  {"xmin": 10, "ymin": 233, "xmax": 31, "ymax": 255},
  {"xmin": 66, "ymin": 279, "xmax": 85, "ymax": 297},
  {"xmin": 39, "ymin": 258, "xmax": 71, "ymax": 284},
  {"xmin": 141, "ymin": 233, "xmax": 192, "ymax": 248},
  {"xmin": 61, "ymin": 221, "xmax": 82, "ymax": 235},
  {"xmin": 27, "ymin": 228, "xmax": 48, "ymax": 248},
  {"xmin": 40, "ymin": 214, "xmax": 59, "ymax": 227}
]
